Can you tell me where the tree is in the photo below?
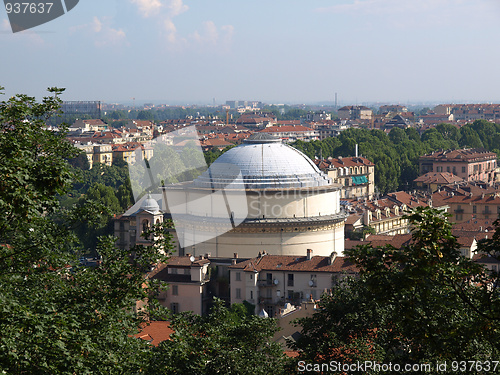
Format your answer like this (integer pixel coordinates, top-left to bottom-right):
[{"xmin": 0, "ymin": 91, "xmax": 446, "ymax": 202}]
[
  {"xmin": 0, "ymin": 87, "xmax": 169, "ymax": 374},
  {"xmin": 147, "ymin": 298, "xmax": 289, "ymax": 375},
  {"xmin": 292, "ymin": 207, "xmax": 500, "ymax": 370}
]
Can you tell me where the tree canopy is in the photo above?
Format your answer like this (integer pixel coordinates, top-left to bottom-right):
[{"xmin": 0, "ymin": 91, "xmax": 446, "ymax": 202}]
[
  {"xmin": 147, "ymin": 298, "xmax": 288, "ymax": 374},
  {"xmin": 292, "ymin": 207, "xmax": 500, "ymax": 371},
  {"xmin": 0, "ymin": 87, "xmax": 169, "ymax": 374}
]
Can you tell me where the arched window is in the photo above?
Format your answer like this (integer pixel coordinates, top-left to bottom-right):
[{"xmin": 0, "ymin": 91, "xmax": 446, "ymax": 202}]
[{"xmin": 142, "ymin": 219, "xmax": 149, "ymax": 233}]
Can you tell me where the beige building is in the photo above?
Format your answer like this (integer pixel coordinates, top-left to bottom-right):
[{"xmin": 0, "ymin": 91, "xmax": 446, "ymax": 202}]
[
  {"xmin": 91, "ymin": 144, "xmax": 113, "ymax": 166},
  {"xmin": 229, "ymin": 250, "xmax": 358, "ymax": 316},
  {"xmin": 344, "ymin": 192, "xmax": 430, "ymax": 237},
  {"xmin": 73, "ymin": 143, "xmax": 113, "ymax": 169},
  {"xmin": 432, "ymin": 190, "xmax": 500, "ymax": 223},
  {"xmin": 149, "ymin": 256, "xmax": 211, "ymax": 315},
  {"xmin": 414, "ymin": 171, "xmax": 464, "ymax": 193},
  {"xmin": 315, "ymin": 156, "xmax": 375, "ymax": 199},
  {"xmin": 419, "ymin": 148, "xmax": 498, "ymax": 185},
  {"xmin": 337, "ymin": 106, "xmax": 373, "ymax": 120}
]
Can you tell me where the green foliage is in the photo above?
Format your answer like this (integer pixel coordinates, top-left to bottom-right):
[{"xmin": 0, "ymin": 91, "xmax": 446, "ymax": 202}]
[
  {"xmin": 0, "ymin": 88, "xmax": 170, "ymax": 374},
  {"xmin": 292, "ymin": 207, "xmax": 500, "ymax": 370},
  {"xmin": 292, "ymin": 121, "xmax": 500, "ymax": 194},
  {"xmin": 147, "ymin": 298, "xmax": 288, "ymax": 375}
]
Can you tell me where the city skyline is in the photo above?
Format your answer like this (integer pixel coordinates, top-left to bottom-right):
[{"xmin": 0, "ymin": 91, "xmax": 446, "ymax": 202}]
[{"xmin": 2, "ymin": 0, "xmax": 500, "ymax": 104}]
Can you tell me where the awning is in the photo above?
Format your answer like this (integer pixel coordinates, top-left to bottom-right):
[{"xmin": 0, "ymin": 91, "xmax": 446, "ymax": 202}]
[{"xmin": 352, "ymin": 176, "xmax": 368, "ymax": 185}]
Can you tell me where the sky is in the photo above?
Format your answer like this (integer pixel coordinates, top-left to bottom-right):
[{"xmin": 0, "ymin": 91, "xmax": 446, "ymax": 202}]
[{"xmin": 2, "ymin": 0, "xmax": 500, "ymax": 105}]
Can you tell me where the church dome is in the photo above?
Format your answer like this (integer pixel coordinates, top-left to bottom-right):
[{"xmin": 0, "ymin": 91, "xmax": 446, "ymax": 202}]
[
  {"xmin": 140, "ymin": 194, "xmax": 160, "ymax": 213},
  {"xmin": 193, "ymin": 133, "xmax": 332, "ymax": 189}
]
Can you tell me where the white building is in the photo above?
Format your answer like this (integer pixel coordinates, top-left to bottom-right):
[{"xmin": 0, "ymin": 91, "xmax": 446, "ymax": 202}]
[
  {"xmin": 164, "ymin": 133, "xmax": 346, "ymax": 258},
  {"xmin": 229, "ymin": 250, "xmax": 358, "ymax": 316}
]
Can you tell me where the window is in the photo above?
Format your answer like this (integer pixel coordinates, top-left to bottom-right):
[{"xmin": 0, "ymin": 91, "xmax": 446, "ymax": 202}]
[
  {"xmin": 447, "ymin": 166, "xmax": 450, "ymax": 172},
  {"xmin": 473, "ymin": 206, "xmax": 477, "ymax": 214},
  {"xmin": 250, "ymin": 290, "xmax": 253, "ymax": 300},
  {"xmin": 310, "ymin": 274, "xmax": 317, "ymax": 287},
  {"xmin": 462, "ymin": 166, "xmax": 466, "ymax": 173},
  {"xmin": 288, "ymin": 274, "xmax": 294, "ymax": 287},
  {"xmin": 236, "ymin": 288, "xmax": 241, "ymax": 299},
  {"xmin": 266, "ymin": 273, "xmax": 272, "ymax": 285},
  {"xmin": 170, "ymin": 303, "xmax": 179, "ymax": 314},
  {"xmin": 172, "ymin": 285, "xmax": 178, "ymax": 296},
  {"xmin": 236, "ymin": 272, "xmax": 241, "ymax": 281},
  {"xmin": 184, "ymin": 268, "xmax": 190, "ymax": 275},
  {"xmin": 452, "ymin": 166, "xmax": 456, "ymax": 174},
  {"xmin": 171, "ymin": 268, "xmax": 177, "ymax": 274},
  {"xmin": 287, "ymin": 290, "xmax": 294, "ymax": 300}
]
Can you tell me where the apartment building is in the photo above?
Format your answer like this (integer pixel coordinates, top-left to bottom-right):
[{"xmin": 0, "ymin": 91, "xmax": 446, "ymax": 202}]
[
  {"xmin": 315, "ymin": 156, "xmax": 375, "ymax": 199},
  {"xmin": 337, "ymin": 106, "xmax": 373, "ymax": 121},
  {"xmin": 229, "ymin": 250, "xmax": 358, "ymax": 316},
  {"xmin": 419, "ymin": 148, "xmax": 498, "ymax": 185}
]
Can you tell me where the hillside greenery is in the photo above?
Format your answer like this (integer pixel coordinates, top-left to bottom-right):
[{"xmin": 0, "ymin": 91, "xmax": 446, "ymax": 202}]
[{"xmin": 292, "ymin": 120, "xmax": 500, "ymax": 194}]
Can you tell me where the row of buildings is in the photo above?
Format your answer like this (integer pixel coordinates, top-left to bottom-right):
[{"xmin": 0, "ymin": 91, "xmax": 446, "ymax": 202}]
[{"xmin": 114, "ymin": 138, "xmax": 500, "ymax": 321}]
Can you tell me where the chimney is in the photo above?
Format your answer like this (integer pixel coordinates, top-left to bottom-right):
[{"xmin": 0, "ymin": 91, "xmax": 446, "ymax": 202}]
[
  {"xmin": 307, "ymin": 249, "xmax": 313, "ymax": 260},
  {"xmin": 231, "ymin": 258, "xmax": 237, "ymax": 265},
  {"xmin": 199, "ymin": 255, "xmax": 204, "ymax": 260},
  {"xmin": 328, "ymin": 251, "xmax": 337, "ymax": 265},
  {"xmin": 233, "ymin": 252, "xmax": 238, "ymax": 259}
]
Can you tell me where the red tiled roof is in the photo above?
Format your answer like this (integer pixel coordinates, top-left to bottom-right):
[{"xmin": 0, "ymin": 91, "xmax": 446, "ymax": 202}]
[
  {"xmin": 419, "ymin": 148, "xmax": 496, "ymax": 162},
  {"xmin": 230, "ymin": 255, "xmax": 358, "ymax": 274},
  {"xmin": 135, "ymin": 321, "xmax": 173, "ymax": 346},
  {"xmin": 315, "ymin": 156, "xmax": 374, "ymax": 168},
  {"xmin": 414, "ymin": 172, "xmax": 464, "ymax": 185},
  {"xmin": 260, "ymin": 125, "xmax": 313, "ymax": 133}
]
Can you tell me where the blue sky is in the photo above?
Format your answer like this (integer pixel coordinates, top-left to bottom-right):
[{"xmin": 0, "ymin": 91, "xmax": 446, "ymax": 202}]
[{"xmin": 2, "ymin": 0, "xmax": 500, "ymax": 105}]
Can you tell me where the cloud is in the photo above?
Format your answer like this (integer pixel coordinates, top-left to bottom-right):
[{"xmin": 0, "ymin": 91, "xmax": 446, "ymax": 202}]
[
  {"xmin": 1, "ymin": 18, "xmax": 10, "ymax": 32},
  {"xmin": 130, "ymin": 0, "xmax": 188, "ymax": 18},
  {"xmin": 163, "ymin": 19, "xmax": 178, "ymax": 43},
  {"xmin": 191, "ymin": 21, "xmax": 234, "ymax": 49},
  {"xmin": 129, "ymin": 0, "xmax": 232, "ymax": 49},
  {"xmin": 70, "ymin": 17, "xmax": 127, "ymax": 48},
  {"xmin": 130, "ymin": 0, "xmax": 163, "ymax": 18},
  {"xmin": 168, "ymin": 0, "xmax": 189, "ymax": 17},
  {"xmin": 192, "ymin": 21, "xmax": 218, "ymax": 45}
]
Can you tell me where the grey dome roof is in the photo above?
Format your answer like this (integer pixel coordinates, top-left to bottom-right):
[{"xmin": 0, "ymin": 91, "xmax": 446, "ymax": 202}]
[
  {"xmin": 193, "ymin": 136, "xmax": 332, "ymax": 189},
  {"xmin": 140, "ymin": 194, "xmax": 160, "ymax": 213}
]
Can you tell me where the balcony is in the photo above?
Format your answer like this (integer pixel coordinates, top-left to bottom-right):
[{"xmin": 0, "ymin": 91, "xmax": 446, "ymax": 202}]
[
  {"xmin": 257, "ymin": 280, "xmax": 276, "ymax": 287},
  {"xmin": 454, "ymin": 208, "xmax": 464, "ymax": 213}
]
